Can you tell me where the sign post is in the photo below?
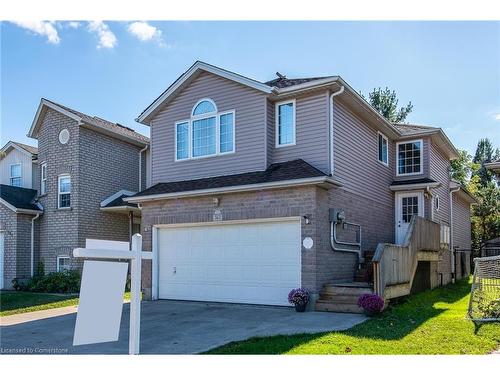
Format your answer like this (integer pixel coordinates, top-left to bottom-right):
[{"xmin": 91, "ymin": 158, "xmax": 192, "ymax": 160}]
[{"xmin": 73, "ymin": 233, "xmax": 151, "ymax": 355}]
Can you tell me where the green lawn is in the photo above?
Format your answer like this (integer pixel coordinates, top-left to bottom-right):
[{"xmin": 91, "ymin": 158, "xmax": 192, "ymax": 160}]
[
  {"xmin": 207, "ymin": 278, "xmax": 500, "ymax": 354},
  {"xmin": 0, "ymin": 291, "xmax": 131, "ymax": 317}
]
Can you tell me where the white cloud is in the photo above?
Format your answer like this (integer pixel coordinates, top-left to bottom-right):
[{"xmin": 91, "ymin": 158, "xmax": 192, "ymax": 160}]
[
  {"xmin": 127, "ymin": 21, "xmax": 164, "ymax": 45},
  {"xmin": 67, "ymin": 22, "xmax": 81, "ymax": 29},
  {"xmin": 10, "ymin": 21, "xmax": 60, "ymax": 44},
  {"xmin": 494, "ymin": 113, "xmax": 500, "ymax": 121},
  {"xmin": 87, "ymin": 21, "xmax": 117, "ymax": 49}
]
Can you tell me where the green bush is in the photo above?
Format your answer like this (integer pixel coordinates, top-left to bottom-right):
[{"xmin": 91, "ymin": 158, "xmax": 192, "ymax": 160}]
[{"xmin": 13, "ymin": 270, "xmax": 81, "ymax": 293}]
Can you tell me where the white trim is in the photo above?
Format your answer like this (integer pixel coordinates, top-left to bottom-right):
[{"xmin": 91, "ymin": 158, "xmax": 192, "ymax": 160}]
[
  {"xmin": 0, "ymin": 141, "xmax": 36, "ymax": 157},
  {"xmin": 100, "ymin": 190, "xmax": 136, "ymax": 208},
  {"xmin": 100, "ymin": 206, "xmax": 140, "ymax": 213},
  {"xmin": 151, "ymin": 226, "xmax": 159, "ymax": 300},
  {"xmin": 174, "ymin": 108, "xmax": 236, "ymax": 162},
  {"xmin": 137, "ymin": 61, "xmax": 273, "ymax": 124},
  {"xmin": 191, "ymin": 98, "xmax": 217, "ymax": 117},
  {"xmin": 275, "ymin": 99, "xmax": 296, "ymax": 148},
  {"xmin": 277, "ymin": 77, "xmax": 341, "ymax": 94},
  {"xmin": 28, "ymin": 99, "xmax": 82, "ymax": 138},
  {"xmin": 377, "ymin": 131, "xmax": 389, "ymax": 166},
  {"xmin": 9, "ymin": 163, "xmax": 22, "ymax": 187},
  {"xmin": 390, "ymin": 181, "xmax": 441, "ymax": 191},
  {"xmin": 40, "ymin": 162, "xmax": 47, "ymax": 195},
  {"xmin": 57, "ymin": 174, "xmax": 71, "ymax": 209},
  {"xmin": 395, "ymin": 139, "xmax": 424, "ymax": 177},
  {"xmin": 395, "ymin": 191, "xmax": 425, "ymax": 244},
  {"xmin": 56, "ymin": 255, "xmax": 71, "ymax": 272},
  {"xmin": 124, "ymin": 176, "xmax": 342, "ymax": 203},
  {"xmin": 154, "ymin": 216, "xmax": 302, "ymax": 229}
]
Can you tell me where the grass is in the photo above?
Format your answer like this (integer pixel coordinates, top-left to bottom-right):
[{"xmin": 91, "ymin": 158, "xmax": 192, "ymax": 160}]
[
  {"xmin": 207, "ymin": 278, "xmax": 500, "ymax": 354},
  {"xmin": 0, "ymin": 291, "xmax": 131, "ymax": 317}
]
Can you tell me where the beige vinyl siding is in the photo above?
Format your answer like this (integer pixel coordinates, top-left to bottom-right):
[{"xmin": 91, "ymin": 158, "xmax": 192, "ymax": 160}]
[
  {"xmin": 0, "ymin": 148, "xmax": 34, "ymax": 189},
  {"xmin": 150, "ymin": 71, "xmax": 268, "ymax": 184},
  {"xmin": 429, "ymin": 141, "xmax": 451, "ymax": 225},
  {"xmin": 269, "ymin": 91, "xmax": 330, "ymax": 174},
  {"xmin": 453, "ymin": 194, "xmax": 472, "ymax": 251},
  {"xmin": 332, "ymin": 98, "xmax": 393, "ymax": 202}
]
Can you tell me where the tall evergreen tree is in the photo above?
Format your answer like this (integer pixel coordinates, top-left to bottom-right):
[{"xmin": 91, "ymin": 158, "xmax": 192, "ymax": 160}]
[
  {"xmin": 472, "ymin": 138, "xmax": 498, "ymax": 186},
  {"xmin": 364, "ymin": 87, "xmax": 413, "ymax": 123}
]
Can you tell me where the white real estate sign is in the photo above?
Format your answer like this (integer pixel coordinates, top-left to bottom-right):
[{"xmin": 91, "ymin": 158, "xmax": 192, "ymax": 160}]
[
  {"xmin": 72, "ymin": 234, "xmax": 151, "ymax": 354},
  {"xmin": 73, "ymin": 260, "xmax": 128, "ymax": 346}
]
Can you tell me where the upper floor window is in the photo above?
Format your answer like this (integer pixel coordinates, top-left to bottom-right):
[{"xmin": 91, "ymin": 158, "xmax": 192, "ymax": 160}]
[
  {"xmin": 396, "ymin": 139, "xmax": 423, "ymax": 176},
  {"xmin": 275, "ymin": 100, "xmax": 296, "ymax": 147},
  {"xmin": 40, "ymin": 163, "xmax": 47, "ymax": 195},
  {"xmin": 378, "ymin": 132, "xmax": 388, "ymax": 166},
  {"xmin": 175, "ymin": 99, "xmax": 235, "ymax": 161},
  {"xmin": 58, "ymin": 174, "xmax": 71, "ymax": 209},
  {"xmin": 434, "ymin": 194, "xmax": 440, "ymax": 212},
  {"xmin": 10, "ymin": 164, "xmax": 21, "ymax": 187}
]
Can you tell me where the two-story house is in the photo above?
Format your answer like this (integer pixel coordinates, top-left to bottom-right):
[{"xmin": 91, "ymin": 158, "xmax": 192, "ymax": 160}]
[
  {"xmin": 0, "ymin": 99, "xmax": 150, "ymax": 289},
  {"xmin": 126, "ymin": 61, "xmax": 476, "ymax": 311}
]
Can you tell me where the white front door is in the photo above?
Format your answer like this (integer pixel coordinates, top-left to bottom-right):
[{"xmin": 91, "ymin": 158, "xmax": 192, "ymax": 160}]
[
  {"xmin": 395, "ymin": 192, "xmax": 424, "ymax": 245},
  {"xmin": 156, "ymin": 219, "xmax": 302, "ymax": 306},
  {"xmin": 0, "ymin": 232, "xmax": 4, "ymax": 290}
]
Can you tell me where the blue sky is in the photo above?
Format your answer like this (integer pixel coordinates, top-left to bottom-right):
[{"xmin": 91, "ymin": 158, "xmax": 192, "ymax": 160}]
[{"xmin": 1, "ymin": 21, "xmax": 499, "ymax": 155}]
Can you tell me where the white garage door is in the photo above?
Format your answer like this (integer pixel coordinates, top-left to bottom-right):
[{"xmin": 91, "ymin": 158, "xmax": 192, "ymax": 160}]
[{"xmin": 157, "ymin": 219, "xmax": 301, "ymax": 306}]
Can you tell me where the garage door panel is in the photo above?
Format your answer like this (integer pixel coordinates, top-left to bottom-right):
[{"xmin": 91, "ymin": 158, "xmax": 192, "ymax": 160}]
[{"xmin": 158, "ymin": 220, "xmax": 301, "ymax": 306}]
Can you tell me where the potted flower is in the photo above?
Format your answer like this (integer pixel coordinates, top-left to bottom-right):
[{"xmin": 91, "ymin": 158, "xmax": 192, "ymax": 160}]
[
  {"xmin": 288, "ymin": 288, "xmax": 310, "ymax": 312},
  {"xmin": 357, "ymin": 293, "xmax": 385, "ymax": 316}
]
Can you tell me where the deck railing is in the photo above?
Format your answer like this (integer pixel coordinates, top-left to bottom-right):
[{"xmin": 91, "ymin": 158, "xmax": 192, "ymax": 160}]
[{"xmin": 373, "ymin": 216, "xmax": 441, "ymax": 299}]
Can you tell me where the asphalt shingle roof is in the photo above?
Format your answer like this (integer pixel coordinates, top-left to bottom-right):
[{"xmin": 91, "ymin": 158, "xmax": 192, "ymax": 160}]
[
  {"xmin": 390, "ymin": 178, "xmax": 437, "ymax": 186},
  {"xmin": 393, "ymin": 123, "xmax": 439, "ymax": 136},
  {"xmin": 264, "ymin": 76, "xmax": 333, "ymax": 89},
  {"xmin": 12, "ymin": 142, "xmax": 38, "ymax": 155},
  {"xmin": 44, "ymin": 99, "xmax": 149, "ymax": 144},
  {"xmin": 102, "ymin": 194, "xmax": 138, "ymax": 209},
  {"xmin": 0, "ymin": 184, "xmax": 42, "ymax": 212},
  {"xmin": 132, "ymin": 159, "xmax": 327, "ymax": 198}
]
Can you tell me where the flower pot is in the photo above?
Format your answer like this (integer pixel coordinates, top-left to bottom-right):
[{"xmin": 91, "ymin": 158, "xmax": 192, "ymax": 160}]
[{"xmin": 295, "ymin": 302, "xmax": 307, "ymax": 312}]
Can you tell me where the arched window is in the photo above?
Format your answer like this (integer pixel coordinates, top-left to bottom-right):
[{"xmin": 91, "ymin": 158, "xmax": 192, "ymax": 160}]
[
  {"xmin": 175, "ymin": 98, "xmax": 235, "ymax": 160},
  {"xmin": 192, "ymin": 99, "xmax": 216, "ymax": 116}
]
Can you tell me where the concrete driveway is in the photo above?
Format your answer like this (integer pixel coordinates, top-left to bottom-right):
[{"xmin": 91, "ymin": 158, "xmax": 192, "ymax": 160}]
[{"xmin": 0, "ymin": 300, "xmax": 366, "ymax": 354}]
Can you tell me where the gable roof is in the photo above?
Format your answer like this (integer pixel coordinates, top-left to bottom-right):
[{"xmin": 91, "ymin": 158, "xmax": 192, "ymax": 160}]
[
  {"xmin": 1, "ymin": 141, "xmax": 38, "ymax": 157},
  {"xmin": 126, "ymin": 159, "xmax": 341, "ymax": 203},
  {"xmin": 28, "ymin": 98, "xmax": 149, "ymax": 147},
  {"xmin": 136, "ymin": 61, "xmax": 275, "ymax": 124},
  {"xmin": 0, "ymin": 184, "xmax": 43, "ymax": 214},
  {"xmin": 393, "ymin": 123, "xmax": 459, "ymax": 160}
]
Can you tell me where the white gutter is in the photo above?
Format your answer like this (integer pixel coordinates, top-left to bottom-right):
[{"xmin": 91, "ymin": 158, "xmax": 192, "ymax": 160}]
[
  {"xmin": 125, "ymin": 176, "xmax": 342, "ymax": 203},
  {"xmin": 138, "ymin": 145, "xmax": 148, "ymax": 191},
  {"xmin": 30, "ymin": 213, "xmax": 40, "ymax": 277},
  {"xmin": 449, "ymin": 185, "xmax": 461, "ymax": 283},
  {"xmin": 389, "ymin": 182, "xmax": 441, "ymax": 191},
  {"xmin": 329, "ymin": 86, "xmax": 345, "ymax": 175}
]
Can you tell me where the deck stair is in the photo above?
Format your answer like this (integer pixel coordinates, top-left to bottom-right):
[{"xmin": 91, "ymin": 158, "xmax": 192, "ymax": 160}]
[{"xmin": 315, "ymin": 281, "xmax": 373, "ymax": 313}]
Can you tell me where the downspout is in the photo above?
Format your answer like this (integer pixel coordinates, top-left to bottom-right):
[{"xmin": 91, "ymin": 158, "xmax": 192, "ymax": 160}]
[
  {"xmin": 449, "ymin": 185, "xmax": 460, "ymax": 283},
  {"xmin": 329, "ymin": 86, "xmax": 345, "ymax": 175},
  {"xmin": 30, "ymin": 213, "xmax": 40, "ymax": 277},
  {"xmin": 138, "ymin": 144, "xmax": 148, "ymax": 191}
]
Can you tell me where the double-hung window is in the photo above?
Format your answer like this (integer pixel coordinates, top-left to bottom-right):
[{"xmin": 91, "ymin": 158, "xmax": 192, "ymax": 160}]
[
  {"xmin": 10, "ymin": 164, "xmax": 21, "ymax": 187},
  {"xmin": 58, "ymin": 174, "xmax": 71, "ymax": 209},
  {"xmin": 275, "ymin": 100, "xmax": 296, "ymax": 147},
  {"xmin": 396, "ymin": 139, "xmax": 423, "ymax": 176},
  {"xmin": 378, "ymin": 132, "xmax": 388, "ymax": 165},
  {"xmin": 175, "ymin": 99, "xmax": 235, "ymax": 161},
  {"xmin": 57, "ymin": 256, "xmax": 71, "ymax": 272},
  {"xmin": 40, "ymin": 163, "xmax": 47, "ymax": 195}
]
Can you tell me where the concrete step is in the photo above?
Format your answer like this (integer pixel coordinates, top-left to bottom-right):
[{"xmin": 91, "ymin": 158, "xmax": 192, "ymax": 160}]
[{"xmin": 315, "ymin": 300, "xmax": 364, "ymax": 314}]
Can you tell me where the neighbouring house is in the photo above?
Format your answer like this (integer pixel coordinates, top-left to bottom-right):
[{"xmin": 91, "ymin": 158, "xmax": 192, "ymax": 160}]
[
  {"xmin": 0, "ymin": 98, "xmax": 150, "ymax": 289},
  {"xmin": 125, "ymin": 61, "xmax": 477, "ymax": 311},
  {"xmin": 485, "ymin": 160, "xmax": 500, "ymax": 176},
  {"xmin": 0, "ymin": 141, "xmax": 38, "ymax": 189}
]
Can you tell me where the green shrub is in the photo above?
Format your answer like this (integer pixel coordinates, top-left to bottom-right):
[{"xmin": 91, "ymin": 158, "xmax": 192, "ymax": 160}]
[{"xmin": 25, "ymin": 270, "xmax": 81, "ymax": 293}]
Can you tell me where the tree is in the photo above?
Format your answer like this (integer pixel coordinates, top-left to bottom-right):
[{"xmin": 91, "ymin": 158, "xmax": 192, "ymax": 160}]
[
  {"xmin": 364, "ymin": 87, "xmax": 413, "ymax": 123},
  {"xmin": 471, "ymin": 182, "xmax": 500, "ymax": 248},
  {"xmin": 450, "ymin": 149, "xmax": 473, "ymax": 185},
  {"xmin": 472, "ymin": 138, "xmax": 500, "ymax": 187}
]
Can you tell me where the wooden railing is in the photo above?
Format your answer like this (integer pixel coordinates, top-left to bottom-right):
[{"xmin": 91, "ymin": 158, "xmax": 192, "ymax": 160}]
[{"xmin": 373, "ymin": 216, "xmax": 441, "ymax": 299}]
